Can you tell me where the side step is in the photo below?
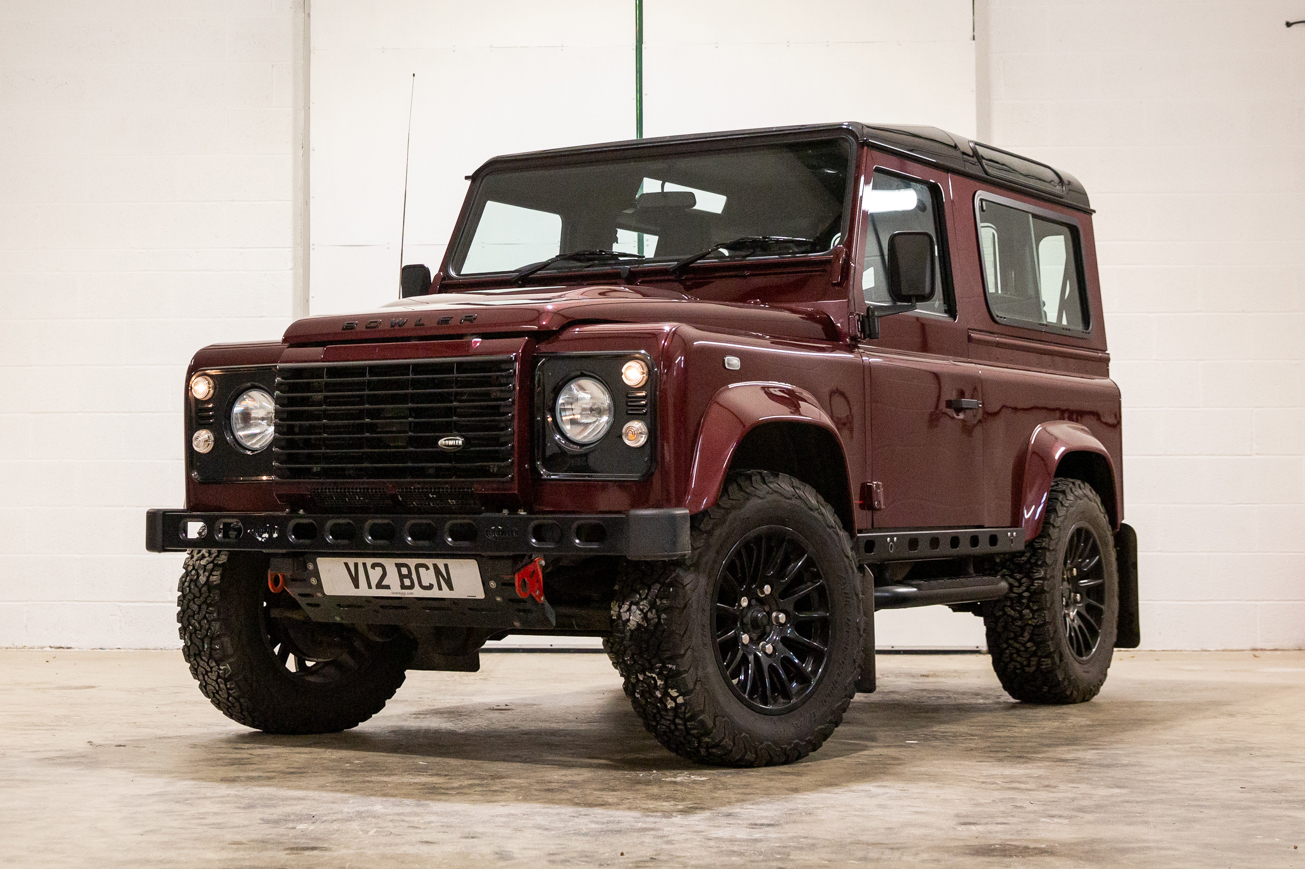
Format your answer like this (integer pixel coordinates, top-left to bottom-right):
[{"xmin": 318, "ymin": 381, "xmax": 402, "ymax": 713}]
[
  {"xmin": 857, "ymin": 527, "xmax": 1024, "ymax": 564},
  {"xmin": 874, "ymin": 575, "xmax": 1009, "ymax": 610}
]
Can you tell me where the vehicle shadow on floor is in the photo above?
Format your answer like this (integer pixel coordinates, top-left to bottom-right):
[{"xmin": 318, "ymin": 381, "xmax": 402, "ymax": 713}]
[{"xmin": 47, "ymin": 672, "xmax": 1243, "ymax": 813}]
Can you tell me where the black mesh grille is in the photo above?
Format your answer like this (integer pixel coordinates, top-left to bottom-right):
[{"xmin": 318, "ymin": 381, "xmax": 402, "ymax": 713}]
[{"xmin": 273, "ymin": 357, "xmax": 515, "ymax": 480}]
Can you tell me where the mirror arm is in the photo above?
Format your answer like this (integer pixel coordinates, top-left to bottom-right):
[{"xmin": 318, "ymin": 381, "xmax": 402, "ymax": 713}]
[{"xmin": 859, "ymin": 302, "xmax": 916, "ymax": 340}]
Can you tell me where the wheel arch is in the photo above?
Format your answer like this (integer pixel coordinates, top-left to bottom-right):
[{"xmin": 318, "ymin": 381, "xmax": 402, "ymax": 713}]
[
  {"xmin": 684, "ymin": 383, "xmax": 855, "ymax": 534},
  {"xmin": 1020, "ymin": 421, "xmax": 1120, "ymax": 539}
]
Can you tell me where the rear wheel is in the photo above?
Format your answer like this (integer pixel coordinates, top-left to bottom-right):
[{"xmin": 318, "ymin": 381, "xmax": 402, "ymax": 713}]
[
  {"xmin": 984, "ymin": 479, "xmax": 1119, "ymax": 704},
  {"xmin": 610, "ymin": 472, "xmax": 863, "ymax": 766},
  {"xmin": 177, "ymin": 550, "xmax": 414, "ymax": 733}
]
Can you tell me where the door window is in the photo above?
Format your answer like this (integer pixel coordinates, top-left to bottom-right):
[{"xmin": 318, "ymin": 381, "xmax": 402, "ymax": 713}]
[
  {"xmin": 861, "ymin": 170, "xmax": 950, "ymax": 316},
  {"xmin": 976, "ymin": 197, "xmax": 1089, "ymax": 332}
]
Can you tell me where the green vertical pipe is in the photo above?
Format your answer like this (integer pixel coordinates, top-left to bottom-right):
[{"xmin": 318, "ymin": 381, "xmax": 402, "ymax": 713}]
[{"xmin": 635, "ymin": 0, "xmax": 644, "ymax": 139}]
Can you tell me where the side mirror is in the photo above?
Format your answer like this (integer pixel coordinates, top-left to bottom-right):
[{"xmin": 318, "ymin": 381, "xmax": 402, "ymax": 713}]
[
  {"xmin": 400, "ymin": 263, "xmax": 432, "ymax": 298},
  {"xmin": 886, "ymin": 231, "xmax": 936, "ymax": 304}
]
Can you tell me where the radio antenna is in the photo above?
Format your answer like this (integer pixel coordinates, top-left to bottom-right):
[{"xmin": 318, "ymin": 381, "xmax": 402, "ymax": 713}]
[{"xmin": 399, "ymin": 73, "xmax": 416, "ymax": 270}]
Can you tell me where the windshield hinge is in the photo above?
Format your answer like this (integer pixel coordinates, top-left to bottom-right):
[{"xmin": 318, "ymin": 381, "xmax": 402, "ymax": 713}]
[{"xmin": 828, "ymin": 246, "xmax": 848, "ymax": 286}]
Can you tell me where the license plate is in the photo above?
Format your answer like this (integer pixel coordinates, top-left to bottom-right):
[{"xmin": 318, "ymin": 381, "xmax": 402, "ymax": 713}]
[{"xmin": 316, "ymin": 558, "xmax": 484, "ymax": 599}]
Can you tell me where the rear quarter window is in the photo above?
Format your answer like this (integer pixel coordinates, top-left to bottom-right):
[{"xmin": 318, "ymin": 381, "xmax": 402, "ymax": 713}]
[{"xmin": 976, "ymin": 195, "xmax": 1089, "ymax": 334}]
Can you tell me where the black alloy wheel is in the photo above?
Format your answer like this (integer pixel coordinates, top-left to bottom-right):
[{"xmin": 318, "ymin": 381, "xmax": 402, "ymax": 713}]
[
  {"xmin": 1061, "ymin": 525, "xmax": 1107, "ymax": 660},
  {"xmin": 714, "ymin": 528, "xmax": 832, "ymax": 713}
]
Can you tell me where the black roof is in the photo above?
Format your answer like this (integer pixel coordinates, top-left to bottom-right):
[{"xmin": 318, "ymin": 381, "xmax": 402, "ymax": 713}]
[
  {"xmin": 479, "ymin": 122, "xmax": 1091, "ymax": 212},
  {"xmin": 856, "ymin": 124, "xmax": 1091, "ymax": 212}
]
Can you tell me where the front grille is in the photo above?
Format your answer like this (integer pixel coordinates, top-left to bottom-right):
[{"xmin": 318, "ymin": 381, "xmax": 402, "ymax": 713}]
[{"xmin": 273, "ymin": 357, "xmax": 515, "ymax": 481}]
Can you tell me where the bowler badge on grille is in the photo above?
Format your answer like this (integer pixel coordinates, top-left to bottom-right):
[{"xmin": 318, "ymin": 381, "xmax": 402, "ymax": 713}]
[{"xmin": 438, "ymin": 436, "xmax": 465, "ymax": 452}]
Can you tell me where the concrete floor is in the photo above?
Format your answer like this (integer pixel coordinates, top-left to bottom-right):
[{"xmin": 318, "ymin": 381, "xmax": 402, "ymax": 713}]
[{"xmin": 1, "ymin": 650, "xmax": 1302, "ymax": 868}]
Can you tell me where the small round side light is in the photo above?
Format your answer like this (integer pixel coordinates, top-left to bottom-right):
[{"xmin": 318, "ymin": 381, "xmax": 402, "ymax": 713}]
[
  {"xmin": 621, "ymin": 359, "xmax": 649, "ymax": 388},
  {"xmin": 621, "ymin": 420, "xmax": 649, "ymax": 448},
  {"xmin": 190, "ymin": 374, "xmax": 215, "ymax": 401},
  {"xmin": 192, "ymin": 429, "xmax": 215, "ymax": 454}
]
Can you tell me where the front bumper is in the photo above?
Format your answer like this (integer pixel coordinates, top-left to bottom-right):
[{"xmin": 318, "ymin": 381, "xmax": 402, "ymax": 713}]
[{"xmin": 145, "ymin": 507, "xmax": 690, "ymax": 561}]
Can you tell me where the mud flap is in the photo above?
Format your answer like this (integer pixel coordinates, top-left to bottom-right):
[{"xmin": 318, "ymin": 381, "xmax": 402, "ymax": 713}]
[
  {"xmin": 856, "ymin": 566, "xmax": 877, "ymax": 693},
  {"xmin": 1115, "ymin": 523, "xmax": 1141, "ymax": 649}
]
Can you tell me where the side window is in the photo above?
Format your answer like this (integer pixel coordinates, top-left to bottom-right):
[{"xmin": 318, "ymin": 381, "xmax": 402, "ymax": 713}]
[
  {"xmin": 861, "ymin": 170, "xmax": 950, "ymax": 317},
  {"xmin": 461, "ymin": 201, "xmax": 561, "ymax": 274},
  {"xmin": 976, "ymin": 198, "xmax": 1088, "ymax": 332}
]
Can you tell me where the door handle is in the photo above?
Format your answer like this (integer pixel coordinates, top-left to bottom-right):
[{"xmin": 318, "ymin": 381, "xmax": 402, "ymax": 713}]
[{"xmin": 946, "ymin": 398, "xmax": 982, "ymax": 412}]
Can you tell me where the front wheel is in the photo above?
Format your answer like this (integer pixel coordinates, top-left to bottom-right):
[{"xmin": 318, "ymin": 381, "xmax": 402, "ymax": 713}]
[
  {"xmin": 177, "ymin": 550, "xmax": 414, "ymax": 733},
  {"xmin": 984, "ymin": 478, "xmax": 1119, "ymax": 703},
  {"xmin": 610, "ymin": 472, "xmax": 863, "ymax": 766}
]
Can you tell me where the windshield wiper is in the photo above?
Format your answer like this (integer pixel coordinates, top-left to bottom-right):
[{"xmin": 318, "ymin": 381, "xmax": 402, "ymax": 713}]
[
  {"xmin": 668, "ymin": 236, "xmax": 821, "ymax": 278},
  {"xmin": 513, "ymin": 249, "xmax": 646, "ymax": 284}
]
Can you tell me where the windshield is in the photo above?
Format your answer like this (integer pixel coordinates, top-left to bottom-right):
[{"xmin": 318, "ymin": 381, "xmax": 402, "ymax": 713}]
[{"xmin": 449, "ymin": 137, "xmax": 853, "ymax": 277}]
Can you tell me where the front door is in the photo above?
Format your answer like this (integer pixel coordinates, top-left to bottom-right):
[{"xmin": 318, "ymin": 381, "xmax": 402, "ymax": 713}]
[
  {"xmin": 863, "ymin": 351, "xmax": 985, "ymax": 528},
  {"xmin": 855, "ymin": 160, "xmax": 986, "ymax": 529}
]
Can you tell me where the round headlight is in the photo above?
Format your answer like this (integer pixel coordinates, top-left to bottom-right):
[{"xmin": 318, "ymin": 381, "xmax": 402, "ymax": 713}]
[
  {"xmin": 555, "ymin": 377, "xmax": 613, "ymax": 445},
  {"xmin": 230, "ymin": 388, "xmax": 275, "ymax": 452}
]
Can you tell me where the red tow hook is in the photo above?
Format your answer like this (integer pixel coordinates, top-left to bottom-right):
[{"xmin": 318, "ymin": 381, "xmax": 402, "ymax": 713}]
[
  {"xmin": 267, "ymin": 572, "xmax": 287, "ymax": 594},
  {"xmin": 514, "ymin": 557, "xmax": 546, "ymax": 603}
]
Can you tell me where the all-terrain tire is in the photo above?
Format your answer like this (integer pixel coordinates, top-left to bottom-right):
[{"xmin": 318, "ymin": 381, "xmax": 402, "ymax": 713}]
[
  {"xmin": 178, "ymin": 549, "xmax": 415, "ymax": 733},
  {"xmin": 984, "ymin": 478, "xmax": 1119, "ymax": 704},
  {"xmin": 609, "ymin": 472, "xmax": 863, "ymax": 766}
]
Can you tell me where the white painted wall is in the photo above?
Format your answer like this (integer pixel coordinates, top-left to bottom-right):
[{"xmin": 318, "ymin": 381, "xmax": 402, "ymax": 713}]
[
  {"xmin": 1, "ymin": 0, "xmax": 1300, "ymax": 650},
  {"xmin": 981, "ymin": 0, "xmax": 1305, "ymax": 648},
  {"xmin": 0, "ymin": 1, "xmax": 299, "ymax": 647}
]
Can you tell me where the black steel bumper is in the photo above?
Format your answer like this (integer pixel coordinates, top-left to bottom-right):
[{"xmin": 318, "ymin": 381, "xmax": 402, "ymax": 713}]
[{"xmin": 145, "ymin": 507, "xmax": 691, "ymax": 561}]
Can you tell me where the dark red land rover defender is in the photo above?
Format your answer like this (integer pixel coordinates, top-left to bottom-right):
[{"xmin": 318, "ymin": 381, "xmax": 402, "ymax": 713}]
[{"xmin": 147, "ymin": 124, "xmax": 1139, "ymax": 766}]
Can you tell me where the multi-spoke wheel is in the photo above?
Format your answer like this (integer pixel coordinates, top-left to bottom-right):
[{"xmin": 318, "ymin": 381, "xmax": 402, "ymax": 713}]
[
  {"xmin": 714, "ymin": 528, "xmax": 832, "ymax": 713},
  {"xmin": 985, "ymin": 478, "xmax": 1119, "ymax": 704},
  {"xmin": 178, "ymin": 550, "xmax": 413, "ymax": 733},
  {"xmin": 610, "ymin": 472, "xmax": 863, "ymax": 766},
  {"xmin": 1060, "ymin": 525, "xmax": 1107, "ymax": 660}
]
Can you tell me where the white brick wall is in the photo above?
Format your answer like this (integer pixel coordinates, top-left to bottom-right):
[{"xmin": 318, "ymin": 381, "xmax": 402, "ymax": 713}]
[
  {"xmin": 0, "ymin": 1, "xmax": 299, "ymax": 647},
  {"xmin": 981, "ymin": 0, "xmax": 1305, "ymax": 648}
]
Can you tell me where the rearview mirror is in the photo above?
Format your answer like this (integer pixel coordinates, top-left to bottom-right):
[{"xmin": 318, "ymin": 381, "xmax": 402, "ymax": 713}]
[
  {"xmin": 886, "ymin": 231, "xmax": 936, "ymax": 303},
  {"xmin": 636, "ymin": 190, "xmax": 697, "ymax": 210},
  {"xmin": 400, "ymin": 263, "xmax": 432, "ymax": 298}
]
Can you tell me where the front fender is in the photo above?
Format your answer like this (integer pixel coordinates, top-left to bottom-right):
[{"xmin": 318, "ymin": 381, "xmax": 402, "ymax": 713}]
[
  {"xmin": 683, "ymin": 382, "xmax": 846, "ymax": 514},
  {"xmin": 1020, "ymin": 420, "xmax": 1120, "ymax": 539}
]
